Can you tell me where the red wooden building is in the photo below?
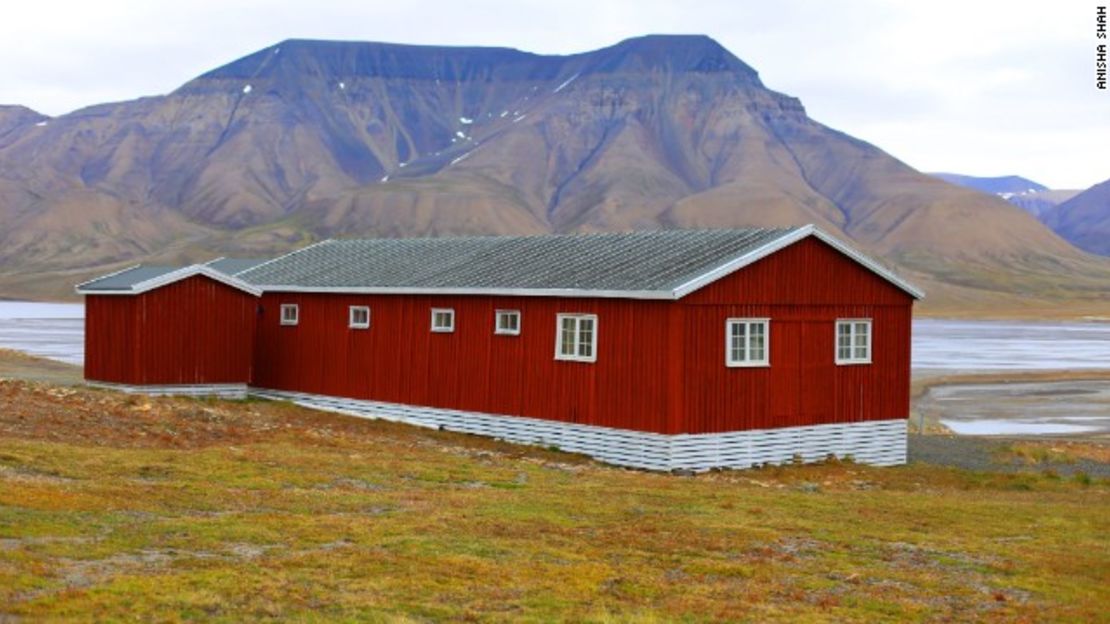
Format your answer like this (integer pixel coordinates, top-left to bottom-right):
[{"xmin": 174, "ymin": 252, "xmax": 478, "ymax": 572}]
[
  {"xmin": 78, "ymin": 226, "xmax": 922, "ymax": 470},
  {"xmin": 78, "ymin": 259, "xmax": 264, "ymax": 394}
]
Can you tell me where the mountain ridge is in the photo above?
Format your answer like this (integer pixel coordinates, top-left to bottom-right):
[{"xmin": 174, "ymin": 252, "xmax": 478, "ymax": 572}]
[{"xmin": 187, "ymin": 35, "xmax": 763, "ymax": 84}]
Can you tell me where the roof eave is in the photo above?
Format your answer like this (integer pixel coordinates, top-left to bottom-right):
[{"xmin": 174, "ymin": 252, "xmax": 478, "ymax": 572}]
[
  {"xmin": 252, "ymin": 285, "xmax": 675, "ymax": 300},
  {"xmin": 808, "ymin": 228, "xmax": 925, "ymax": 300},
  {"xmin": 669, "ymin": 226, "xmax": 814, "ymax": 298},
  {"xmin": 669, "ymin": 225, "xmax": 924, "ymax": 300},
  {"xmin": 73, "ymin": 264, "xmax": 144, "ymax": 293}
]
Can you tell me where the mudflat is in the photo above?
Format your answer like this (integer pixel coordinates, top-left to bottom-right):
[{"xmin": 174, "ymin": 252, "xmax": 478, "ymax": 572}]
[{"xmin": 912, "ymin": 370, "xmax": 1110, "ymax": 442}]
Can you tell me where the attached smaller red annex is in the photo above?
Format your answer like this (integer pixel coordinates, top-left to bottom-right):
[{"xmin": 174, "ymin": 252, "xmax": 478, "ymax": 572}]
[{"xmin": 77, "ymin": 226, "xmax": 923, "ymax": 471}]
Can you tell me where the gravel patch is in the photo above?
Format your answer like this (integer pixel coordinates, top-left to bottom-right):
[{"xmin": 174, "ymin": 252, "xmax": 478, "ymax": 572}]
[{"xmin": 908, "ymin": 435, "xmax": 1110, "ymax": 477}]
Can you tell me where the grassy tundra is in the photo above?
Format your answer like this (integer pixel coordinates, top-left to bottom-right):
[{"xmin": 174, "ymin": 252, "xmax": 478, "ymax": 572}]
[{"xmin": 0, "ymin": 353, "xmax": 1107, "ymax": 622}]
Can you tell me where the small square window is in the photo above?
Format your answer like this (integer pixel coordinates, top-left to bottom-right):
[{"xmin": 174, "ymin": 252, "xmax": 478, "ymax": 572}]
[
  {"xmin": 349, "ymin": 306, "xmax": 370, "ymax": 329},
  {"xmin": 725, "ymin": 318, "xmax": 770, "ymax": 367},
  {"xmin": 280, "ymin": 304, "xmax": 299, "ymax": 326},
  {"xmin": 835, "ymin": 319, "xmax": 872, "ymax": 364},
  {"xmin": 495, "ymin": 309, "xmax": 521, "ymax": 335},
  {"xmin": 555, "ymin": 313, "xmax": 597, "ymax": 362},
  {"xmin": 431, "ymin": 308, "xmax": 455, "ymax": 333}
]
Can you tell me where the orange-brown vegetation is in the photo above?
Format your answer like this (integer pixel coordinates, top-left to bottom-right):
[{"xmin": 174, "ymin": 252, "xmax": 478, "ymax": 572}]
[{"xmin": 0, "ymin": 353, "xmax": 1107, "ymax": 620}]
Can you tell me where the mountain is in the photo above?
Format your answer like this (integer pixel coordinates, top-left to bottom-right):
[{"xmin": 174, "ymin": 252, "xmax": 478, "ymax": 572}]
[
  {"xmin": 0, "ymin": 106, "xmax": 47, "ymax": 135},
  {"xmin": 930, "ymin": 173, "xmax": 1079, "ymax": 218},
  {"xmin": 1042, "ymin": 177, "xmax": 1110, "ymax": 256},
  {"xmin": 1, "ymin": 35, "xmax": 1108, "ymax": 314}
]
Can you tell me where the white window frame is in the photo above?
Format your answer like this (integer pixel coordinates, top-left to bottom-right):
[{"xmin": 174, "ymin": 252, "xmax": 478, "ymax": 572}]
[
  {"xmin": 725, "ymin": 318, "xmax": 770, "ymax": 367},
  {"xmin": 431, "ymin": 308, "xmax": 455, "ymax": 333},
  {"xmin": 495, "ymin": 309, "xmax": 521, "ymax": 335},
  {"xmin": 835, "ymin": 318, "xmax": 872, "ymax": 365},
  {"xmin": 554, "ymin": 313, "xmax": 598, "ymax": 363},
  {"xmin": 348, "ymin": 306, "xmax": 370, "ymax": 329},
  {"xmin": 280, "ymin": 304, "xmax": 299, "ymax": 326}
]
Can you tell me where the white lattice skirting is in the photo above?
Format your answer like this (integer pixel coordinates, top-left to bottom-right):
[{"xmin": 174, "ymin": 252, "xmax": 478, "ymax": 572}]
[{"xmin": 250, "ymin": 388, "xmax": 907, "ymax": 471}]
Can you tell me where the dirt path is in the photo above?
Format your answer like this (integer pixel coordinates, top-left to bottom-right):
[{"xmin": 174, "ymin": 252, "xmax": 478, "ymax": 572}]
[{"xmin": 908, "ymin": 435, "xmax": 1110, "ymax": 477}]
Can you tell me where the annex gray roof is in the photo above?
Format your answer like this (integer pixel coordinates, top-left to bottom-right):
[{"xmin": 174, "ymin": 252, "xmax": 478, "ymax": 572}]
[
  {"xmin": 76, "ymin": 266, "xmax": 180, "ymax": 292},
  {"xmin": 238, "ymin": 226, "xmax": 924, "ymax": 299}
]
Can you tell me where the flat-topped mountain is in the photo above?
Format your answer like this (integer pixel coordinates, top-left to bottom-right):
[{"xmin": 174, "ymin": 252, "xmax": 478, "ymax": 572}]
[{"xmin": 0, "ymin": 35, "xmax": 1107, "ymax": 312}]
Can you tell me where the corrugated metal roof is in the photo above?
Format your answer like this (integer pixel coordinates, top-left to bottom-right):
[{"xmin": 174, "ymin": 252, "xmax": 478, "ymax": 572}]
[
  {"xmin": 76, "ymin": 229, "xmax": 923, "ymax": 299},
  {"xmin": 238, "ymin": 228, "xmax": 799, "ymax": 293}
]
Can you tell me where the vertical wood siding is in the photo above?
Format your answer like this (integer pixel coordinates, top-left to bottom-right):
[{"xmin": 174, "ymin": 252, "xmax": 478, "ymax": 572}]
[
  {"xmin": 85, "ymin": 295, "xmax": 139, "ymax": 383},
  {"xmin": 679, "ymin": 237, "xmax": 913, "ymax": 433},
  {"xmin": 84, "ymin": 276, "xmax": 257, "ymax": 385},
  {"xmin": 252, "ymin": 295, "xmax": 674, "ymax": 432}
]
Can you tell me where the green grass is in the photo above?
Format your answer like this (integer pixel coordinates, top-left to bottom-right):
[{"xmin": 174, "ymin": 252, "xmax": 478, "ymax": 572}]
[{"xmin": 0, "ymin": 398, "xmax": 1107, "ymax": 621}]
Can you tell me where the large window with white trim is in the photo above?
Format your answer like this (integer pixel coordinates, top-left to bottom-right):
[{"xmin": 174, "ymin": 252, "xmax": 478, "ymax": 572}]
[
  {"xmin": 836, "ymin": 319, "xmax": 872, "ymax": 364},
  {"xmin": 495, "ymin": 309, "xmax": 521, "ymax": 335},
  {"xmin": 555, "ymin": 314, "xmax": 597, "ymax": 362},
  {"xmin": 349, "ymin": 306, "xmax": 370, "ymax": 329},
  {"xmin": 431, "ymin": 308, "xmax": 455, "ymax": 333},
  {"xmin": 726, "ymin": 318, "xmax": 769, "ymax": 367},
  {"xmin": 280, "ymin": 304, "xmax": 299, "ymax": 326}
]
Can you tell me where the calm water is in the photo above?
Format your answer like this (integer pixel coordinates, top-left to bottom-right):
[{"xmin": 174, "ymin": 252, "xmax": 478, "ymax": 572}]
[
  {"xmin": 0, "ymin": 304, "xmax": 1107, "ymax": 372},
  {"xmin": 912, "ymin": 319, "xmax": 1110, "ymax": 371}
]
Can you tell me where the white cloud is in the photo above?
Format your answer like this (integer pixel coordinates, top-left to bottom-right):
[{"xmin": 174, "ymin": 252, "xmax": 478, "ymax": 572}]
[{"xmin": 0, "ymin": 0, "xmax": 1105, "ymax": 188}]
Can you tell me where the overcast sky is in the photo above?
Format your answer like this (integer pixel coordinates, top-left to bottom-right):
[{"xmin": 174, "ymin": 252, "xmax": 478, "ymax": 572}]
[{"xmin": 1, "ymin": 0, "xmax": 1106, "ymax": 189}]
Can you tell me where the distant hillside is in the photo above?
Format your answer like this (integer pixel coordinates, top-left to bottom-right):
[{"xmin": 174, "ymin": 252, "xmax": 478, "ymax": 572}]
[
  {"xmin": 931, "ymin": 172, "xmax": 1107, "ymax": 256},
  {"xmin": 0, "ymin": 105, "xmax": 47, "ymax": 135},
  {"xmin": 0, "ymin": 36, "xmax": 1108, "ymax": 314},
  {"xmin": 932, "ymin": 173, "xmax": 1047, "ymax": 195},
  {"xmin": 1042, "ymin": 177, "xmax": 1110, "ymax": 256},
  {"xmin": 929, "ymin": 173, "xmax": 1083, "ymax": 218},
  {"xmin": 1004, "ymin": 189, "xmax": 1082, "ymax": 218},
  {"xmin": 932, "ymin": 172, "xmax": 1087, "ymax": 223}
]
